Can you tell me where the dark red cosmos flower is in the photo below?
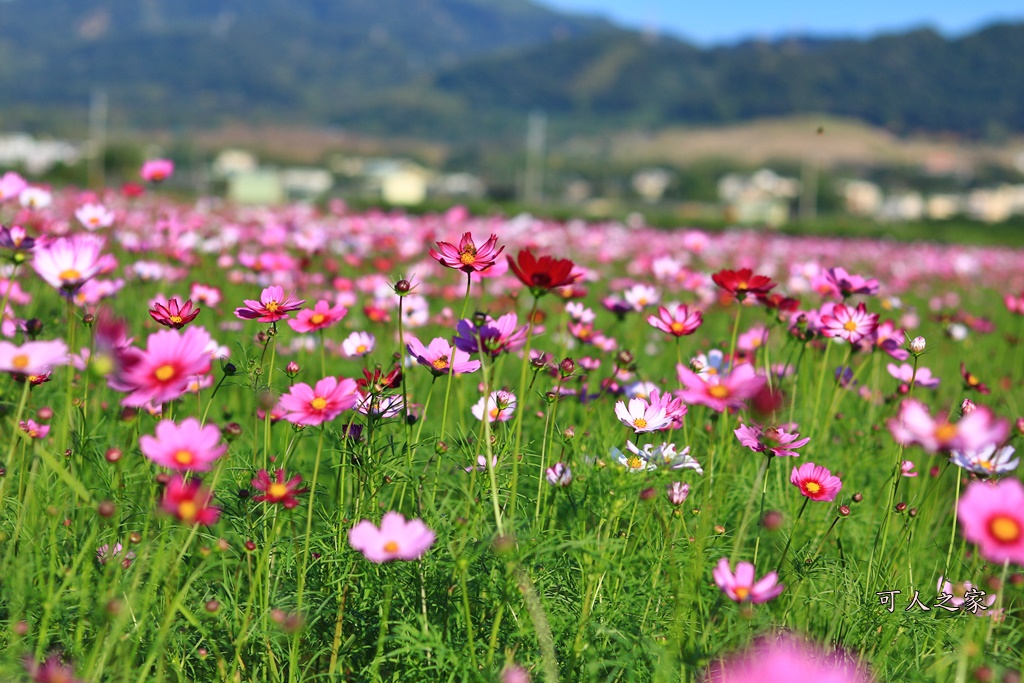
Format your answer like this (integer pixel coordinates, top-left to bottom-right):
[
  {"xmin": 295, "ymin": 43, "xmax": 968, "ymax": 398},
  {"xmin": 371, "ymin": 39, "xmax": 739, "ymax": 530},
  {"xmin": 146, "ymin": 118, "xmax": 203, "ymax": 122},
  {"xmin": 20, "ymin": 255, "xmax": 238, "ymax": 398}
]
[
  {"xmin": 508, "ymin": 249, "xmax": 578, "ymax": 295},
  {"xmin": 357, "ymin": 366, "xmax": 403, "ymax": 395},
  {"xmin": 960, "ymin": 362, "xmax": 990, "ymax": 394},
  {"xmin": 149, "ymin": 298, "xmax": 201, "ymax": 329},
  {"xmin": 712, "ymin": 268, "xmax": 776, "ymax": 301},
  {"xmin": 758, "ymin": 292, "xmax": 801, "ymax": 314}
]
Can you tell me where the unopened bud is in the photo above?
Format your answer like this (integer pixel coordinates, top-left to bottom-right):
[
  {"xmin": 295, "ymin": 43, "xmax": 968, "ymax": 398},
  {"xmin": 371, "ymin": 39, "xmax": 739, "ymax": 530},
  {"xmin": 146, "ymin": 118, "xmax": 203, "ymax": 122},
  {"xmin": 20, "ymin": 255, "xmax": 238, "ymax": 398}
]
[
  {"xmin": 97, "ymin": 500, "xmax": 116, "ymax": 518},
  {"xmin": 762, "ymin": 510, "xmax": 784, "ymax": 530},
  {"xmin": 615, "ymin": 350, "xmax": 635, "ymax": 368},
  {"xmin": 909, "ymin": 336, "xmax": 926, "ymax": 354},
  {"xmin": 435, "ymin": 440, "xmax": 448, "ymax": 455},
  {"xmin": 839, "ymin": 505, "xmax": 851, "ymax": 517},
  {"xmin": 105, "ymin": 447, "xmax": 122, "ymax": 463},
  {"xmin": 395, "ymin": 279, "xmax": 412, "ymax": 295},
  {"xmin": 639, "ymin": 487, "xmax": 656, "ymax": 501},
  {"xmin": 82, "ymin": 313, "xmax": 95, "ymax": 326},
  {"xmin": 36, "ymin": 406, "xmax": 52, "ymax": 421},
  {"xmin": 713, "ymin": 525, "xmax": 726, "ymax": 534},
  {"xmin": 562, "ymin": 426, "xmax": 575, "ymax": 441},
  {"xmin": 23, "ymin": 318, "xmax": 43, "ymax": 338},
  {"xmin": 223, "ymin": 362, "xmax": 237, "ymax": 376},
  {"xmin": 961, "ymin": 398, "xmax": 977, "ymax": 415},
  {"xmin": 559, "ymin": 357, "xmax": 575, "ymax": 378},
  {"xmin": 224, "ymin": 422, "xmax": 242, "ymax": 441},
  {"xmin": 285, "ymin": 361, "xmax": 300, "ymax": 376},
  {"xmin": 895, "ymin": 502, "xmax": 908, "ymax": 513},
  {"xmin": 908, "ymin": 507, "xmax": 917, "ymax": 518},
  {"xmin": 205, "ymin": 600, "xmax": 220, "ymax": 614},
  {"xmin": 852, "ymin": 492, "xmax": 863, "ymax": 503}
]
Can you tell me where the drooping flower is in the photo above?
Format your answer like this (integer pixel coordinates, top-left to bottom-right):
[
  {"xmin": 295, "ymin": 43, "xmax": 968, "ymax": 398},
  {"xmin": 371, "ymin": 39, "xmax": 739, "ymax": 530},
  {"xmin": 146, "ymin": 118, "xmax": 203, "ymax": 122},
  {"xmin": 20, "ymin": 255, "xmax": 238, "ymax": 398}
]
[
  {"xmin": 507, "ymin": 249, "xmax": 578, "ymax": 294},
  {"xmin": 546, "ymin": 462, "xmax": 572, "ymax": 487},
  {"xmin": 278, "ymin": 376, "xmax": 359, "ymax": 426},
  {"xmin": 960, "ymin": 362, "xmax": 990, "ymax": 394},
  {"xmin": 287, "ymin": 300, "xmax": 347, "ymax": 333},
  {"xmin": 32, "ymin": 233, "xmax": 108, "ymax": 294},
  {"xmin": 712, "ymin": 558, "xmax": 784, "ymax": 603},
  {"xmin": 647, "ymin": 303, "xmax": 703, "ymax": 337},
  {"xmin": 348, "ymin": 511, "xmax": 436, "ymax": 563},
  {"xmin": 110, "ymin": 326, "xmax": 213, "ymax": 407},
  {"xmin": 19, "ymin": 419, "xmax": 50, "ymax": 440},
  {"xmin": 454, "ymin": 313, "xmax": 529, "ymax": 358},
  {"xmin": 950, "ymin": 444, "xmax": 1019, "ymax": 477},
  {"xmin": 471, "ymin": 390, "xmax": 517, "ymax": 423},
  {"xmin": 820, "ymin": 302, "xmax": 879, "ymax": 344},
  {"xmin": 341, "ymin": 331, "xmax": 376, "ymax": 358},
  {"xmin": 702, "ymin": 634, "xmax": 874, "ymax": 683},
  {"xmin": 711, "ymin": 268, "xmax": 776, "ymax": 301},
  {"xmin": 901, "ymin": 460, "xmax": 918, "ymax": 477},
  {"xmin": 614, "ymin": 397, "xmax": 672, "ymax": 433},
  {"xmin": 140, "ymin": 158, "xmax": 174, "ymax": 183},
  {"xmin": 160, "ymin": 475, "xmax": 220, "ymax": 525},
  {"xmin": 822, "ymin": 267, "xmax": 880, "ymax": 299},
  {"xmin": 149, "ymin": 297, "xmax": 201, "ymax": 329},
  {"xmin": 0, "ymin": 340, "xmax": 69, "ymax": 377},
  {"xmin": 252, "ymin": 469, "xmax": 308, "ymax": 509},
  {"xmin": 888, "ymin": 399, "xmax": 1009, "ymax": 454},
  {"xmin": 139, "ymin": 418, "xmax": 227, "ymax": 472},
  {"xmin": 957, "ymin": 478, "xmax": 1024, "ymax": 566},
  {"xmin": 667, "ymin": 482, "xmax": 690, "ymax": 505},
  {"xmin": 429, "ymin": 232, "xmax": 503, "ymax": 273},
  {"xmin": 406, "ymin": 336, "xmax": 480, "ymax": 377},
  {"xmin": 734, "ymin": 423, "xmax": 809, "ymax": 457},
  {"xmin": 234, "ymin": 286, "xmax": 305, "ymax": 323},
  {"xmin": 791, "ymin": 462, "xmax": 842, "ymax": 502},
  {"xmin": 676, "ymin": 363, "xmax": 765, "ymax": 413}
]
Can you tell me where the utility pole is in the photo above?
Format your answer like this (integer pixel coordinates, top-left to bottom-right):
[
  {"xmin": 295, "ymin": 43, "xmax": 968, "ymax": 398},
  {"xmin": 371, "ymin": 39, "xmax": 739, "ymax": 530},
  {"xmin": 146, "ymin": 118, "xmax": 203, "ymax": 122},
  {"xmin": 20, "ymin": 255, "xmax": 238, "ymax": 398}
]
[
  {"xmin": 87, "ymin": 88, "xmax": 107, "ymax": 190},
  {"xmin": 524, "ymin": 109, "xmax": 546, "ymax": 205}
]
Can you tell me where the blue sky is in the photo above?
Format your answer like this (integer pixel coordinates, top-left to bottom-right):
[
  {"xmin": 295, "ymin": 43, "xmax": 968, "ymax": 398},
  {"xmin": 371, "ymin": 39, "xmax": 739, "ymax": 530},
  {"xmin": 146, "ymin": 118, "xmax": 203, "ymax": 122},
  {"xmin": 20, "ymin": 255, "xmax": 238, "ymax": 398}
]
[{"xmin": 539, "ymin": 0, "xmax": 1024, "ymax": 45}]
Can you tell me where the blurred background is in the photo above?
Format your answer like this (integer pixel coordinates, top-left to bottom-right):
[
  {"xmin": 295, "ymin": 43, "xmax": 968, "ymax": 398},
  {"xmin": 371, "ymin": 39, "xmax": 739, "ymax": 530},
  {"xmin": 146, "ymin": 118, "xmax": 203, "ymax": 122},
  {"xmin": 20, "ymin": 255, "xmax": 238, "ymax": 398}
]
[{"xmin": 2, "ymin": 0, "xmax": 1024, "ymax": 239}]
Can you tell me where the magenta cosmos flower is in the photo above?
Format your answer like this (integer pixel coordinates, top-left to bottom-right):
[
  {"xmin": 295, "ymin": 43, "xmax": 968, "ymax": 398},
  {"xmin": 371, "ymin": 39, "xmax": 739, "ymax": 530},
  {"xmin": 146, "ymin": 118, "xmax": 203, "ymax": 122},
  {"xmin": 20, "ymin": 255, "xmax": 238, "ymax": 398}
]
[
  {"xmin": 703, "ymin": 634, "xmax": 875, "ymax": 683},
  {"xmin": 140, "ymin": 158, "xmax": 174, "ymax": 182},
  {"xmin": 278, "ymin": 376, "xmax": 358, "ymax": 426},
  {"xmin": 139, "ymin": 418, "xmax": 227, "ymax": 471},
  {"xmin": 111, "ymin": 327, "xmax": 212, "ymax": 407},
  {"xmin": 647, "ymin": 303, "xmax": 703, "ymax": 337},
  {"xmin": 429, "ymin": 231, "xmax": 504, "ymax": 273},
  {"xmin": 407, "ymin": 336, "xmax": 480, "ymax": 377},
  {"xmin": 822, "ymin": 266, "xmax": 880, "ymax": 299},
  {"xmin": 251, "ymin": 469, "xmax": 308, "ymax": 509},
  {"xmin": 160, "ymin": 475, "xmax": 220, "ymax": 525},
  {"xmin": 0, "ymin": 340, "xmax": 69, "ymax": 377},
  {"xmin": 820, "ymin": 302, "xmax": 879, "ymax": 344},
  {"xmin": 791, "ymin": 462, "xmax": 842, "ymax": 502},
  {"xmin": 454, "ymin": 313, "xmax": 528, "ymax": 358},
  {"xmin": 287, "ymin": 300, "xmax": 347, "ymax": 333},
  {"xmin": 676, "ymin": 362, "xmax": 765, "ymax": 413},
  {"xmin": 735, "ymin": 423, "xmax": 809, "ymax": 457},
  {"xmin": 32, "ymin": 233, "xmax": 109, "ymax": 293},
  {"xmin": 888, "ymin": 399, "xmax": 1009, "ymax": 454},
  {"xmin": 234, "ymin": 286, "xmax": 306, "ymax": 323},
  {"xmin": 958, "ymin": 477, "xmax": 1024, "ymax": 566},
  {"xmin": 713, "ymin": 558, "xmax": 784, "ymax": 603},
  {"xmin": 348, "ymin": 511, "xmax": 436, "ymax": 563},
  {"xmin": 149, "ymin": 297, "xmax": 201, "ymax": 329}
]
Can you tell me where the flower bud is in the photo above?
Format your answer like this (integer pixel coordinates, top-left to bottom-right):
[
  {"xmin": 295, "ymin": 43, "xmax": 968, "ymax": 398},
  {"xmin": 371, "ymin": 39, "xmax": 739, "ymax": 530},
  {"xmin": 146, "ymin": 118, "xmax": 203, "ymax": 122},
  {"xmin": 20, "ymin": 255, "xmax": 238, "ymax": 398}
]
[
  {"xmin": 961, "ymin": 398, "xmax": 977, "ymax": 415},
  {"xmin": 97, "ymin": 500, "xmax": 116, "ymax": 518},
  {"xmin": 562, "ymin": 426, "xmax": 575, "ymax": 441},
  {"xmin": 909, "ymin": 336, "xmax": 926, "ymax": 354},
  {"xmin": 285, "ymin": 361, "xmax": 300, "ymax": 377},
  {"xmin": 558, "ymin": 357, "xmax": 575, "ymax": 378},
  {"xmin": 394, "ymin": 279, "xmax": 413, "ymax": 295},
  {"xmin": 23, "ymin": 318, "xmax": 43, "ymax": 339},
  {"xmin": 895, "ymin": 502, "xmax": 908, "ymax": 513},
  {"xmin": 615, "ymin": 350, "xmax": 635, "ymax": 368},
  {"xmin": 838, "ymin": 505, "xmax": 851, "ymax": 517},
  {"xmin": 667, "ymin": 482, "xmax": 690, "ymax": 506},
  {"xmin": 105, "ymin": 447, "xmax": 122, "ymax": 463},
  {"xmin": 762, "ymin": 509, "xmax": 783, "ymax": 530},
  {"xmin": 36, "ymin": 406, "xmax": 52, "ymax": 421},
  {"xmin": 852, "ymin": 492, "xmax": 863, "ymax": 503},
  {"xmin": 1016, "ymin": 417, "xmax": 1024, "ymax": 436},
  {"xmin": 434, "ymin": 440, "xmax": 448, "ymax": 455},
  {"xmin": 205, "ymin": 600, "xmax": 220, "ymax": 614},
  {"xmin": 224, "ymin": 422, "xmax": 242, "ymax": 441},
  {"xmin": 82, "ymin": 313, "xmax": 95, "ymax": 326}
]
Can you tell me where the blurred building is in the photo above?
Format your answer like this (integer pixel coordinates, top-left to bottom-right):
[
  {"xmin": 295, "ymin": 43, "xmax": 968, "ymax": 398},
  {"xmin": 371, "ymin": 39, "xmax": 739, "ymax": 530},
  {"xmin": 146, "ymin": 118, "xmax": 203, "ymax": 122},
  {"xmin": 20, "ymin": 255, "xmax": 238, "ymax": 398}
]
[
  {"xmin": 718, "ymin": 168, "xmax": 799, "ymax": 226},
  {"xmin": 0, "ymin": 133, "xmax": 80, "ymax": 174}
]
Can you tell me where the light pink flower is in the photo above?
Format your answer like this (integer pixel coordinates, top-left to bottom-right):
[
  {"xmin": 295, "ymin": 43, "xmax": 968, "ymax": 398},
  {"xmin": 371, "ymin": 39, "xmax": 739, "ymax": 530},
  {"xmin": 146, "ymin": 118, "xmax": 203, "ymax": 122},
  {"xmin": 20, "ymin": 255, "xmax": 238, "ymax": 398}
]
[
  {"xmin": 287, "ymin": 300, "xmax": 348, "ymax": 333},
  {"xmin": 0, "ymin": 171, "xmax": 27, "ymax": 202},
  {"xmin": 886, "ymin": 363, "xmax": 940, "ymax": 389},
  {"xmin": 957, "ymin": 478, "xmax": 1024, "ymax": 566},
  {"xmin": 75, "ymin": 203, "xmax": 115, "ymax": 230},
  {"xmin": 676, "ymin": 362, "xmax": 765, "ymax": 413},
  {"xmin": 471, "ymin": 390, "xmax": 517, "ymax": 422},
  {"xmin": 429, "ymin": 232, "xmax": 503, "ymax": 273},
  {"xmin": 32, "ymin": 233, "xmax": 108, "ymax": 293},
  {"xmin": 341, "ymin": 331, "xmax": 375, "ymax": 358},
  {"xmin": 139, "ymin": 418, "xmax": 227, "ymax": 471},
  {"xmin": 19, "ymin": 419, "xmax": 50, "ymax": 440},
  {"xmin": 667, "ymin": 482, "xmax": 690, "ymax": 505},
  {"xmin": 791, "ymin": 462, "xmax": 842, "ymax": 502},
  {"xmin": 703, "ymin": 634, "xmax": 874, "ymax": 683},
  {"xmin": 348, "ymin": 511, "xmax": 436, "ymax": 563},
  {"xmin": 888, "ymin": 399, "xmax": 1009, "ymax": 454},
  {"xmin": 234, "ymin": 286, "xmax": 305, "ymax": 323},
  {"xmin": 712, "ymin": 558, "xmax": 784, "ymax": 603},
  {"xmin": 0, "ymin": 340, "xmax": 69, "ymax": 376},
  {"xmin": 546, "ymin": 462, "xmax": 572, "ymax": 487},
  {"xmin": 647, "ymin": 303, "xmax": 703, "ymax": 337},
  {"xmin": 278, "ymin": 376, "xmax": 358, "ymax": 426}
]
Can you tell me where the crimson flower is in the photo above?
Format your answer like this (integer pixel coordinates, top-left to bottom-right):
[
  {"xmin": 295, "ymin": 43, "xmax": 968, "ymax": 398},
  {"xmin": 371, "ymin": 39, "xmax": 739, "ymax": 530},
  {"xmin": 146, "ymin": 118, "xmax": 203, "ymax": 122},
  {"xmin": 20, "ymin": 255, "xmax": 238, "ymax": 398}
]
[
  {"xmin": 960, "ymin": 363, "xmax": 990, "ymax": 394},
  {"xmin": 429, "ymin": 232, "xmax": 503, "ymax": 273},
  {"xmin": 234, "ymin": 286, "xmax": 305, "ymax": 323},
  {"xmin": 507, "ymin": 249, "xmax": 578, "ymax": 295},
  {"xmin": 149, "ymin": 298, "xmax": 201, "ymax": 329},
  {"xmin": 711, "ymin": 268, "xmax": 776, "ymax": 301},
  {"xmin": 252, "ymin": 469, "xmax": 308, "ymax": 509}
]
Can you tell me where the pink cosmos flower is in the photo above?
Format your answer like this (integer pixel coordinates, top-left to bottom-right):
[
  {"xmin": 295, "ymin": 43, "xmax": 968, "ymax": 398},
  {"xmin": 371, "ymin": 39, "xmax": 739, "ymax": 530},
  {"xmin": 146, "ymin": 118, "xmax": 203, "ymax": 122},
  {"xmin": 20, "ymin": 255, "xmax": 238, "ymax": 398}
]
[
  {"xmin": 615, "ymin": 396, "xmax": 672, "ymax": 433},
  {"xmin": 23, "ymin": 655, "xmax": 86, "ymax": 683},
  {"xmin": 278, "ymin": 376, "xmax": 358, "ymax": 426},
  {"xmin": 75, "ymin": 203, "xmax": 115, "ymax": 230},
  {"xmin": 190, "ymin": 283, "xmax": 222, "ymax": 307},
  {"xmin": 429, "ymin": 232, "xmax": 503, "ymax": 273},
  {"xmin": 649, "ymin": 388, "xmax": 688, "ymax": 428},
  {"xmin": 160, "ymin": 475, "xmax": 220, "ymax": 525},
  {"xmin": 820, "ymin": 302, "xmax": 879, "ymax": 344},
  {"xmin": 703, "ymin": 634, "xmax": 875, "ymax": 683},
  {"xmin": 822, "ymin": 267, "xmax": 880, "ymax": 299},
  {"xmin": 111, "ymin": 327, "xmax": 213, "ymax": 407},
  {"xmin": 32, "ymin": 233, "xmax": 108, "ymax": 293},
  {"xmin": 667, "ymin": 482, "xmax": 690, "ymax": 505},
  {"xmin": 407, "ymin": 336, "xmax": 480, "ymax": 377},
  {"xmin": 19, "ymin": 420, "xmax": 50, "ymax": 439},
  {"xmin": 791, "ymin": 462, "xmax": 842, "ymax": 502},
  {"xmin": 935, "ymin": 575, "xmax": 998, "ymax": 613},
  {"xmin": 454, "ymin": 313, "xmax": 529, "ymax": 358},
  {"xmin": 888, "ymin": 399, "xmax": 1009, "ymax": 454},
  {"xmin": 0, "ymin": 224, "xmax": 35, "ymax": 252},
  {"xmin": 139, "ymin": 418, "xmax": 227, "ymax": 471},
  {"xmin": 957, "ymin": 477, "xmax": 1024, "ymax": 566},
  {"xmin": 886, "ymin": 363, "xmax": 940, "ymax": 389},
  {"xmin": 647, "ymin": 303, "xmax": 703, "ymax": 337},
  {"xmin": 869, "ymin": 320, "xmax": 909, "ymax": 360},
  {"xmin": 734, "ymin": 423, "xmax": 809, "ymax": 457},
  {"xmin": 546, "ymin": 462, "xmax": 572, "ymax": 487},
  {"xmin": 737, "ymin": 326, "xmax": 768, "ymax": 354},
  {"xmin": 149, "ymin": 298, "xmax": 201, "ymax": 329},
  {"xmin": 622, "ymin": 283, "xmax": 660, "ymax": 311},
  {"xmin": 676, "ymin": 362, "xmax": 766, "ymax": 413},
  {"xmin": 1005, "ymin": 291, "xmax": 1024, "ymax": 315},
  {"xmin": 348, "ymin": 511, "xmax": 436, "ymax": 563},
  {"xmin": 712, "ymin": 558, "xmax": 784, "ymax": 603},
  {"xmin": 287, "ymin": 300, "xmax": 347, "ymax": 333},
  {"xmin": 0, "ymin": 340, "xmax": 69, "ymax": 376},
  {"xmin": 901, "ymin": 460, "xmax": 918, "ymax": 477},
  {"xmin": 471, "ymin": 390, "xmax": 517, "ymax": 422},
  {"xmin": 0, "ymin": 171, "xmax": 27, "ymax": 202},
  {"xmin": 341, "ymin": 331, "xmax": 375, "ymax": 358},
  {"xmin": 234, "ymin": 286, "xmax": 305, "ymax": 323},
  {"xmin": 140, "ymin": 159, "xmax": 174, "ymax": 183}
]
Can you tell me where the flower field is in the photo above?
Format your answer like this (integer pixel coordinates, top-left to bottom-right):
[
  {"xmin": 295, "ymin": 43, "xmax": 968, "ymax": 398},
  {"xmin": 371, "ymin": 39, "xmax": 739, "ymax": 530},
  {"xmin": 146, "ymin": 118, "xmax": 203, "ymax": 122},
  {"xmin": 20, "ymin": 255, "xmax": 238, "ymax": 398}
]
[{"xmin": 0, "ymin": 166, "xmax": 1023, "ymax": 682}]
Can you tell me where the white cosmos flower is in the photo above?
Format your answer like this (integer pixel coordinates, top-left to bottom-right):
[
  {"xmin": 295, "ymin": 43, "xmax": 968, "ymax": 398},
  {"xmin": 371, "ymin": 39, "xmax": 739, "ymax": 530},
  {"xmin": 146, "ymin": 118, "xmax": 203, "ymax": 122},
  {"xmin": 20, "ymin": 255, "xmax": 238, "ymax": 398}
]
[{"xmin": 950, "ymin": 444, "xmax": 1018, "ymax": 476}]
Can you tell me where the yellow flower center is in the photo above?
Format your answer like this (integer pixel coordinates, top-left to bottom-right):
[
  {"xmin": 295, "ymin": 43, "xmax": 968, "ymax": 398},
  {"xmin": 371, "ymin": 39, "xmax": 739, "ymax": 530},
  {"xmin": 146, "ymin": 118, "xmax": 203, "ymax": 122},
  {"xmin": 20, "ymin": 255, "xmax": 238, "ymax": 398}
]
[
  {"xmin": 310, "ymin": 397, "xmax": 328, "ymax": 410},
  {"xmin": 733, "ymin": 586, "xmax": 750, "ymax": 601},
  {"xmin": 383, "ymin": 540, "xmax": 399, "ymax": 553},
  {"xmin": 58, "ymin": 268, "xmax": 82, "ymax": 282},
  {"xmin": 310, "ymin": 313, "xmax": 325, "ymax": 325},
  {"xmin": 490, "ymin": 407, "xmax": 501, "ymax": 419},
  {"xmin": 178, "ymin": 500, "xmax": 198, "ymax": 522},
  {"xmin": 431, "ymin": 358, "xmax": 449, "ymax": 370},
  {"xmin": 356, "ymin": 344, "xmax": 367, "ymax": 354},
  {"xmin": 670, "ymin": 322, "xmax": 685, "ymax": 334},
  {"xmin": 458, "ymin": 246, "xmax": 477, "ymax": 265},
  {"xmin": 967, "ymin": 374, "xmax": 979, "ymax": 386},
  {"xmin": 627, "ymin": 456, "xmax": 643, "ymax": 470},
  {"xmin": 989, "ymin": 515, "xmax": 1021, "ymax": 543},
  {"xmin": 173, "ymin": 450, "xmax": 194, "ymax": 466},
  {"xmin": 805, "ymin": 481, "xmax": 822, "ymax": 494},
  {"xmin": 633, "ymin": 417, "xmax": 648, "ymax": 429},
  {"xmin": 11, "ymin": 354, "xmax": 29, "ymax": 369},
  {"xmin": 979, "ymin": 460, "xmax": 994, "ymax": 472},
  {"xmin": 154, "ymin": 364, "xmax": 176, "ymax": 382},
  {"xmin": 265, "ymin": 301, "xmax": 280, "ymax": 313},
  {"xmin": 170, "ymin": 315, "xmax": 183, "ymax": 324},
  {"xmin": 843, "ymin": 320, "xmax": 858, "ymax": 332},
  {"xmin": 935, "ymin": 423, "xmax": 957, "ymax": 443},
  {"xmin": 88, "ymin": 217, "xmax": 99, "ymax": 225},
  {"xmin": 268, "ymin": 482, "xmax": 289, "ymax": 499},
  {"xmin": 708, "ymin": 385, "xmax": 730, "ymax": 399}
]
